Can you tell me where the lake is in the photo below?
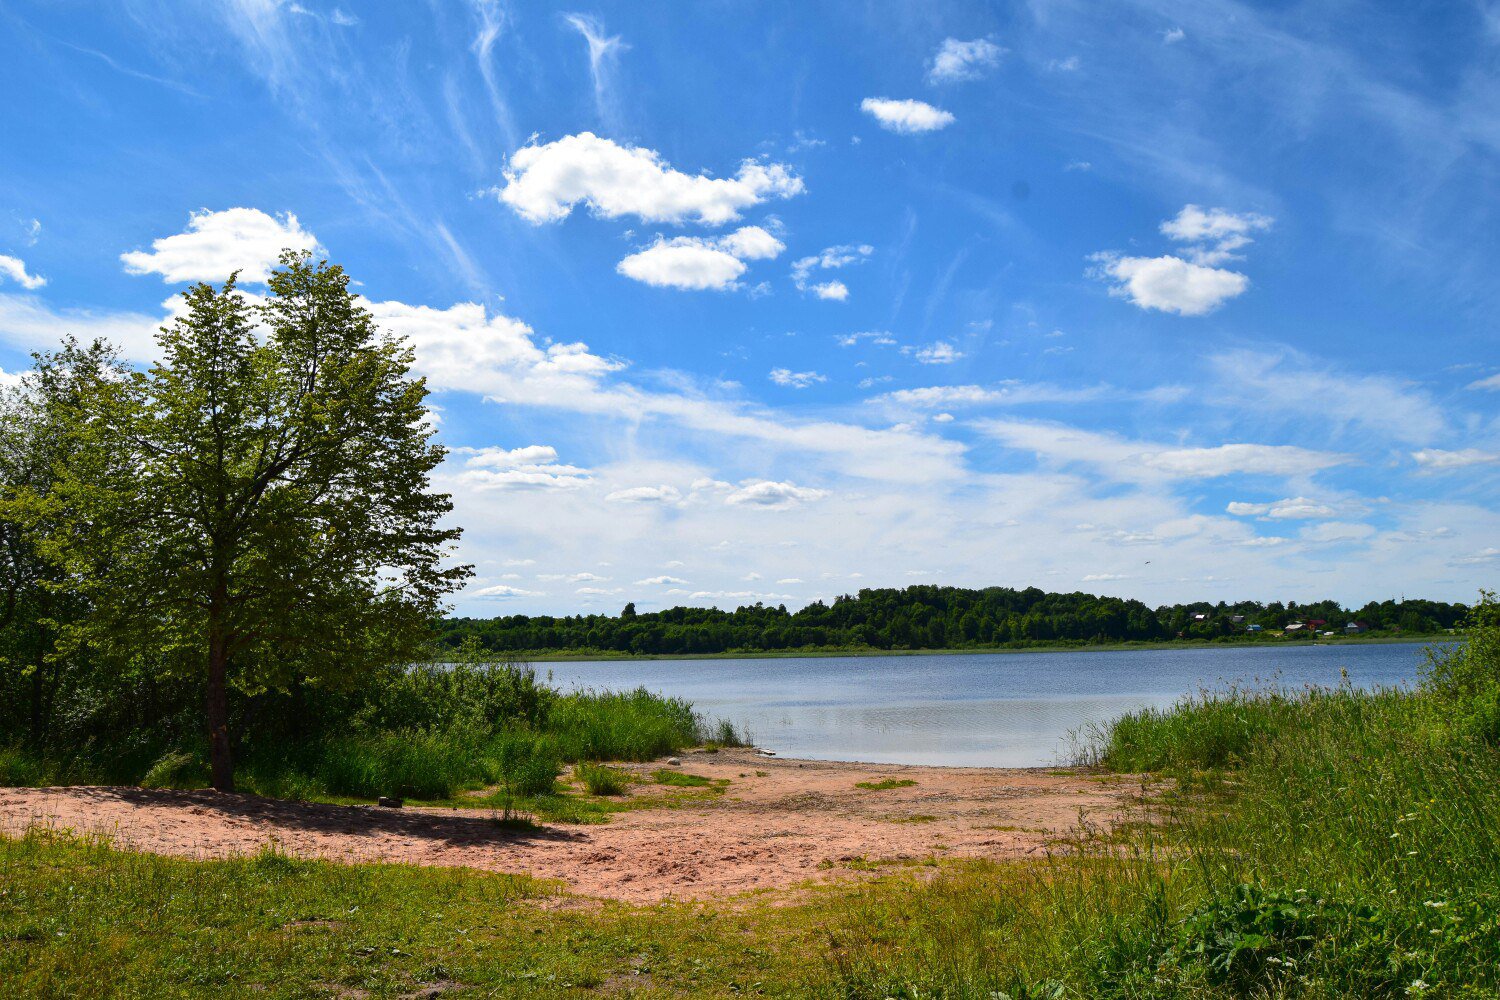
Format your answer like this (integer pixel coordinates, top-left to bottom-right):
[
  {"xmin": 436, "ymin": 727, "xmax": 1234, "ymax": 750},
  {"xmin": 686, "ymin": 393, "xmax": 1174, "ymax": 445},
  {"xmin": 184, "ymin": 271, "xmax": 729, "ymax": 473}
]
[{"xmin": 542, "ymin": 642, "xmax": 1441, "ymax": 768}]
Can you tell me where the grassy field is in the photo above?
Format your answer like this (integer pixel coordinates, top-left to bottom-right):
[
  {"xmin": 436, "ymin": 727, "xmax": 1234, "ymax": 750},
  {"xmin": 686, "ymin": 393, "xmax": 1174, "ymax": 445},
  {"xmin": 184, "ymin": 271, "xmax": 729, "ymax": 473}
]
[{"xmin": 2, "ymin": 601, "xmax": 1495, "ymax": 997}]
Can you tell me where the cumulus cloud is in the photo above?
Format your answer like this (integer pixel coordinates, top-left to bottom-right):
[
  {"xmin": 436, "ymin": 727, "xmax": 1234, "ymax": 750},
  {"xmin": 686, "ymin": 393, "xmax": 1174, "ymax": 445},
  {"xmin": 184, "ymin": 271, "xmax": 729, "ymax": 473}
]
[
  {"xmin": 0, "ymin": 255, "xmax": 45, "ymax": 290},
  {"xmin": 905, "ymin": 341, "xmax": 963, "ymax": 365},
  {"xmin": 860, "ymin": 97, "xmax": 956, "ymax": 134},
  {"xmin": 928, "ymin": 38, "xmax": 1004, "ymax": 83},
  {"xmin": 769, "ymin": 368, "xmax": 827, "ymax": 389},
  {"xmin": 1411, "ymin": 448, "xmax": 1500, "ymax": 470},
  {"xmin": 1225, "ymin": 497, "xmax": 1336, "ymax": 519},
  {"xmin": 496, "ymin": 133, "xmax": 803, "ymax": 225},
  {"xmin": 452, "ymin": 444, "xmax": 591, "ymax": 491},
  {"xmin": 1163, "ymin": 27, "xmax": 1185, "ymax": 43},
  {"xmin": 120, "ymin": 208, "xmax": 321, "ymax": 284},
  {"xmin": 604, "ymin": 484, "xmax": 683, "ymax": 503},
  {"xmin": 471, "ymin": 584, "xmax": 544, "ymax": 598},
  {"xmin": 1467, "ymin": 373, "xmax": 1500, "ymax": 391},
  {"xmin": 792, "ymin": 243, "xmax": 871, "ymax": 300},
  {"xmin": 1091, "ymin": 254, "xmax": 1248, "ymax": 316},
  {"xmin": 1159, "ymin": 205, "xmax": 1273, "ymax": 266},
  {"xmin": 634, "ymin": 575, "xmax": 688, "ymax": 585},
  {"xmin": 616, "ymin": 225, "xmax": 784, "ymax": 291},
  {"xmin": 1092, "ymin": 205, "xmax": 1271, "ymax": 315},
  {"xmin": 837, "ymin": 330, "xmax": 897, "ymax": 347},
  {"xmin": 618, "ymin": 239, "xmax": 745, "ymax": 290},
  {"xmin": 724, "ymin": 480, "xmax": 829, "ymax": 509}
]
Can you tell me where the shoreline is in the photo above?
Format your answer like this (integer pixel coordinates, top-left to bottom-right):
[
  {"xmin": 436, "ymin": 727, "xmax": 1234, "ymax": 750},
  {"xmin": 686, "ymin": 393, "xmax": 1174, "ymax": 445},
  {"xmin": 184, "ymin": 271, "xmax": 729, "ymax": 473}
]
[{"xmin": 514, "ymin": 633, "xmax": 1448, "ymax": 663}]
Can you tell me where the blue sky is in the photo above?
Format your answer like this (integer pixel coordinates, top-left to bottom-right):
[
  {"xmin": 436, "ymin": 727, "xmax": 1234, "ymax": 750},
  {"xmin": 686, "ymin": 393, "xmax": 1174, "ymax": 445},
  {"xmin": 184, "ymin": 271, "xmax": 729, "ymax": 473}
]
[{"xmin": 1, "ymin": 0, "xmax": 1497, "ymax": 616}]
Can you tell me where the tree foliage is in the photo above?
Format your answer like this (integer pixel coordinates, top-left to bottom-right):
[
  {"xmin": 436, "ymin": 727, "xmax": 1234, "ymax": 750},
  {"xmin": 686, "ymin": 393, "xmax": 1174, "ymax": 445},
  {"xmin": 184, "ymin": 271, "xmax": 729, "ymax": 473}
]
[
  {"xmin": 5, "ymin": 252, "xmax": 467, "ymax": 789},
  {"xmin": 438, "ymin": 586, "xmax": 1469, "ymax": 657}
]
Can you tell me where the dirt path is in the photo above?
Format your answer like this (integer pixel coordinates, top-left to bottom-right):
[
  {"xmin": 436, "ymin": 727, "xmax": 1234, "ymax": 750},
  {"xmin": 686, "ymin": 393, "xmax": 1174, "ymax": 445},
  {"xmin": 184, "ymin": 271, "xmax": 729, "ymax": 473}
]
[{"xmin": 0, "ymin": 749, "xmax": 1141, "ymax": 903}]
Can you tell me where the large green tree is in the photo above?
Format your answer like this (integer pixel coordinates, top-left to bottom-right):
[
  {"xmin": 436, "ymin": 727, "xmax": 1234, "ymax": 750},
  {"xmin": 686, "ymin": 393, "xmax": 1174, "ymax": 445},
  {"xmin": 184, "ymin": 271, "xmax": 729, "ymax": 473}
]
[{"xmin": 44, "ymin": 252, "xmax": 468, "ymax": 790}]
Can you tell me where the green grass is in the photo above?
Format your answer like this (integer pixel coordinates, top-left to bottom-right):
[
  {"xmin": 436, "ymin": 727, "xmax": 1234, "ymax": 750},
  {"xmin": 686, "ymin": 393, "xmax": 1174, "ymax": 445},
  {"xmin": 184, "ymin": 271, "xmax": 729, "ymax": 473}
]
[
  {"xmin": 854, "ymin": 778, "xmax": 917, "ymax": 790},
  {"xmin": 0, "ymin": 829, "xmax": 837, "ymax": 998},
  {"xmin": 651, "ymin": 769, "xmax": 716, "ymax": 788}
]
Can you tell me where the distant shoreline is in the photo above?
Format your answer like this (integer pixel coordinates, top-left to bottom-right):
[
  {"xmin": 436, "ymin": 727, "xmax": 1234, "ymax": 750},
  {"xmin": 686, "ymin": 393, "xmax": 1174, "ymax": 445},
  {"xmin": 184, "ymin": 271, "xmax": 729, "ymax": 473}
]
[{"xmin": 511, "ymin": 634, "xmax": 1449, "ymax": 664}]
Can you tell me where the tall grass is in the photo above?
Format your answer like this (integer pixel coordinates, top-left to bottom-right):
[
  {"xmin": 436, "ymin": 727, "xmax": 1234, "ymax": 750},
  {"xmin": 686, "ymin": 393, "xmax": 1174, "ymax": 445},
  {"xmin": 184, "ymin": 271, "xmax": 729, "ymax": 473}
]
[{"xmin": 821, "ymin": 595, "xmax": 1500, "ymax": 997}]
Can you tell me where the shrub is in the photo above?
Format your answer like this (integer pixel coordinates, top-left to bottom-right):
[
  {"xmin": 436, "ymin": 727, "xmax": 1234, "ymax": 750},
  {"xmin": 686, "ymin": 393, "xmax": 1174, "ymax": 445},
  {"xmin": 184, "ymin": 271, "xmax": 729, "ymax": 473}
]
[
  {"xmin": 314, "ymin": 728, "xmax": 481, "ymax": 800},
  {"xmin": 140, "ymin": 749, "xmax": 209, "ymax": 789},
  {"xmin": 490, "ymin": 730, "xmax": 559, "ymax": 799},
  {"xmin": 0, "ymin": 746, "xmax": 44, "ymax": 786},
  {"xmin": 574, "ymin": 761, "xmax": 629, "ymax": 796}
]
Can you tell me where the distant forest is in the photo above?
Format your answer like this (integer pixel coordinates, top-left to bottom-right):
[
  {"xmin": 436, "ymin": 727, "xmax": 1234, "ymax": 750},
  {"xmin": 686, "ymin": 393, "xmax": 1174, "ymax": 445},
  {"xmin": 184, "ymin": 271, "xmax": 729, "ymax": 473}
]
[{"xmin": 436, "ymin": 586, "xmax": 1470, "ymax": 657}]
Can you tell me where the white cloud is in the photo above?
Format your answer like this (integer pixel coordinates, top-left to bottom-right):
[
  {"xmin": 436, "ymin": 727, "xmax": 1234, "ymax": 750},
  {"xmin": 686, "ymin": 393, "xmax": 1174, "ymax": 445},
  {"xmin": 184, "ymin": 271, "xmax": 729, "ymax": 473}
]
[
  {"xmin": 1211, "ymin": 350, "xmax": 1447, "ymax": 445},
  {"xmin": 1091, "ymin": 253, "xmax": 1248, "ymax": 316},
  {"xmin": 1092, "ymin": 206, "xmax": 1272, "ymax": 315},
  {"xmin": 634, "ymin": 575, "xmax": 688, "ymax": 585},
  {"xmin": 538, "ymin": 571, "xmax": 613, "ymax": 583},
  {"xmin": 618, "ymin": 239, "xmax": 746, "ymax": 290},
  {"xmin": 1466, "ymin": 373, "xmax": 1500, "ymax": 391},
  {"xmin": 497, "ymin": 133, "xmax": 803, "ymax": 225},
  {"xmin": 452, "ymin": 444, "xmax": 591, "ymax": 491},
  {"xmin": 1082, "ymin": 573, "xmax": 1128, "ymax": 582},
  {"xmin": 875, "ymin": 383, "xmax": 1111, "ymax": 407},
  {"xmin": 716, "ymin": 225, "xmax": 785, "ymax": 260},
  {"xmin": 604, "ymin": 484, "xmax": 683, "ymax": 504},
  {"xmin": 562, "ymin": 13, "xmax": 627, "ymax": 124},
  {"xmin": 576, "ymin": 586, "xmax": 624, "ymax": 596},
  {"xmin": 725, "ymin": 480, "xmax": 829, "ymax": 509},
  {"xmin": 776, "ymin": 577, "xmax": 803, "ymax": 585},
  {"xmin": 837, "ymin": 330, "xmax": 897, "ymax": 347},
  {"xmin": 120, "ymin": 208, "xmax": 321, "ymax": 284},
  {"xmin": 769, "ymin": 368, "xmax": 827, "ymax": 389},
  {"xmin": 1048, "ymin": 56, "xmax": 1081, "ymax": 72},
  {"xmin": 1411, "ymin": 448, "xmax": 1500, "ymax": 470},
  {"xmin": 616, "ymin": 225, "xmax": 784, "ymax": 291},
  {"xmin": 0, "ymin": 292, "xmax": 164, "ymax": 360},
  {"xmin": 1163, "ymin": 27, "xmax": 1185, "ymax": 44},
  {"xmin": 860, "ymin": 97, "xmax": 955, "ymax": 134},
  {"xmin": 1160, "ymin": 205, "xmax": 1273, "ymax": 265},
  {"xmin": 792, "ymin": 244, "xmax": 872, "ymax": 300},
  {"xmin": 906, "ymin": 341, "xmax": 963, "ymax": 365},
  {"xmin": 1452, "ymin": 547, "xmax": 1500, "ymax": 566},
  {"xmin": 1300, "ymin": 521, "xmax": 1375, "ymax": 544},
  {"xmin": 1225, "ymin": 496, "xmax": 1336, "ymax": 519},
  {"xmin": 0, "ymin": 255, "xmax": 45, "ymax": 290},
  {"xmin": 471, "ymin": 584, "xmax": 544, "ymax": 598},
  {"xmin": 928, "ymin": 38, "xmax": 1004, "ymax": 83},
  {"xmin": 979, "ymin": 419, "xmax": 1351, "ymax": 481}
]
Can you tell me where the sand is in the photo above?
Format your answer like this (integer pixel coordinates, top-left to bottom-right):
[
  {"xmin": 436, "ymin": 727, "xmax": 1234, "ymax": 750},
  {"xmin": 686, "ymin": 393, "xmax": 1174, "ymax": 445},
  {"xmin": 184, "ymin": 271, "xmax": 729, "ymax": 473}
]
[{"xmin": 0, "ymin": 748, "xmax": 1142, "ymax": 903}]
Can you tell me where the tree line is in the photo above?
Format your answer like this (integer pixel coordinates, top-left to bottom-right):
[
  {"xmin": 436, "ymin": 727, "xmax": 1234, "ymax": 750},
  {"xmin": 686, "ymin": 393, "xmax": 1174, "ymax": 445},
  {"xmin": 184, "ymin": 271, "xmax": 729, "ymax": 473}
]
[
  {"xmin": 0, "ymin": 253, "xmax": 465, "ymax": 790},
  {"xmin": 438, "ymin": 587, "xmax": 1469, "ymax": 656}
]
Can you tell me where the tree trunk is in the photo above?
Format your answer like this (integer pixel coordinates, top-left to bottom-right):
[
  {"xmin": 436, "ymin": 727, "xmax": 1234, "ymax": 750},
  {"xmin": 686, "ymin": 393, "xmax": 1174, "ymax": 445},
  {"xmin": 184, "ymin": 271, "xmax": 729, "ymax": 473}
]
[{"xmin": 207, "ymin": 631, "xmax": 234, "ymax": 792}]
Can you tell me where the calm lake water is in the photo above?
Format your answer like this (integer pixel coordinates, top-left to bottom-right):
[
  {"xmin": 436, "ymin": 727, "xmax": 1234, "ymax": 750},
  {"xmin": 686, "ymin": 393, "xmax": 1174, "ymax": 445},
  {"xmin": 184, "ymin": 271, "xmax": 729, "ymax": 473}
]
[{"xmin": 542, "ymin": 642, "xmax": 1441, "ymax": 768}]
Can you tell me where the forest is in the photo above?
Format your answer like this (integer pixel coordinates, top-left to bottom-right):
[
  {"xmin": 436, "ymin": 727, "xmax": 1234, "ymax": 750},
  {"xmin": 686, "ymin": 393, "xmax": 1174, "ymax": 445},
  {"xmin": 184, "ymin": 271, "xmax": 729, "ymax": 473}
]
[{"xmin": 438, "ymin": 586, "xmax": 1469, "ymax": 656}]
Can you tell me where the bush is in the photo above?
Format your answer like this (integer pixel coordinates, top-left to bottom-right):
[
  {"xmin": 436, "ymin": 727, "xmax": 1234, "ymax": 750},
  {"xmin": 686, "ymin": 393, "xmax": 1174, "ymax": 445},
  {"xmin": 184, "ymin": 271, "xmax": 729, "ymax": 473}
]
[
  {"xmin": 574, "ymin": 761, "xmax": 629, "ymax": 796},
  {"xmin": 0, "ymin": 746, "xmax": 44, "ymax": 786},
  {"xmin": 490, "ymin": 730, "xmax": 559, "ymax": 799},
  {"xmin": 313, "ymin": 728, "xmax": 482, "ymax": 800},
  {"xmin": 140, "ymin": 748, "xmax": 209, "ymax": 790}
]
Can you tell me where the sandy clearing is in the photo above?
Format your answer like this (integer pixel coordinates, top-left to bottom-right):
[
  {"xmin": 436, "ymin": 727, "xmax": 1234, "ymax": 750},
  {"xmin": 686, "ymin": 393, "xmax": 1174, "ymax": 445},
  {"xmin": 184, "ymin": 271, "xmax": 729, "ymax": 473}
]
[{"xmin": 0, "ymin": 749, "xmax": 1143, "ymax": 903}]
